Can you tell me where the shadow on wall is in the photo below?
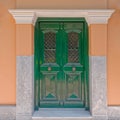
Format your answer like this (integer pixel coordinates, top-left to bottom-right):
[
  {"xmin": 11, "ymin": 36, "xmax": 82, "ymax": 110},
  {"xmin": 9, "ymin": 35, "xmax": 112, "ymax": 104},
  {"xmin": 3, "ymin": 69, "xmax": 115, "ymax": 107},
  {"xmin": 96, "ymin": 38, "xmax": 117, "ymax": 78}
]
[{"xmin": 0, "ymin": 2, "xmax": 16, "ymax": 105}]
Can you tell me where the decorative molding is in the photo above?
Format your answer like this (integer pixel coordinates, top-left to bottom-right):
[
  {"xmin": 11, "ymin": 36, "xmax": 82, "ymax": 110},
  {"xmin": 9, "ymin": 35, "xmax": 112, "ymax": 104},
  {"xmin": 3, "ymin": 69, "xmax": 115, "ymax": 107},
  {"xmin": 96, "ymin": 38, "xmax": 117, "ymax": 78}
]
[
  {"xmin": 9, "ymin": 9, "xmax": 115, "ymax": 25},
  {"xmin": 9, "ymin": 10, "xmax": 34, "ymax": 24}
]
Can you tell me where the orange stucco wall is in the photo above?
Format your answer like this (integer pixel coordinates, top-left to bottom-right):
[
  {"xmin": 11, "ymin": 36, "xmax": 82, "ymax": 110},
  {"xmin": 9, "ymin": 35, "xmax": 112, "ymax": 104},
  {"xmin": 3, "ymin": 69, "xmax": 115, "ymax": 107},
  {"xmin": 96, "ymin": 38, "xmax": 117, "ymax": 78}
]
[
  {"xmin": 16, "ymin": 0, "xmax": 120, "ymax": 9},
  {"xmin": 1, "ymin": 0, "xmax": 120, "ymax": 9},
  {"xmin": 16, "ymin": 24, "xmax": 34, "ymax": 56},
  {"xmin": 107, "ymin": 10, "xmax": 120, "ymax": 105},
  {"xmin": 89, "ymin": 24, "xmax": 107, "ymax": 56},
  {"xmin": 0, "ymin": 3, "xmax": 16, "ymax": 104},
  {"xmin": 16, "ymin": 0, "xmax": 107, "ymax": 9},
  {"xmin": 108, "ymin": 0, "xmax": 120, "ymax": 9},
  {"xmin": 0, "ymin": 0, "xmax": 16, "ymax": 9}
]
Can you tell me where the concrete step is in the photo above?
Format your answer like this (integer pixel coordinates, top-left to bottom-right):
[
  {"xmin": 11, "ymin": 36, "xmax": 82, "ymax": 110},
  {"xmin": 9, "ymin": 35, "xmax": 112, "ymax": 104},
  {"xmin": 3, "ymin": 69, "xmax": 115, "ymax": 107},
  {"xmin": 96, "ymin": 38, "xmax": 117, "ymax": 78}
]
[{"xmin": 32, "ymin": 108, "xmax": 92, "ymax": 120}]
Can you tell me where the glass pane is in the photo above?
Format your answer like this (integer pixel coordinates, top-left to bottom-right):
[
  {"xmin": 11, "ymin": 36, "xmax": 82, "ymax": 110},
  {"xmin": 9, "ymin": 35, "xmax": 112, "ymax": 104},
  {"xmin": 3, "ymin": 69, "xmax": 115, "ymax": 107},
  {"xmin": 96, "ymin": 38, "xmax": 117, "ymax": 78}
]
[
  {"xmin": 44, "ymin": 32, "xmax": 56, "ymax": 63},
  {"xmin": 68, "ymin": 32, "xmax": 79, "ymax": 63}
]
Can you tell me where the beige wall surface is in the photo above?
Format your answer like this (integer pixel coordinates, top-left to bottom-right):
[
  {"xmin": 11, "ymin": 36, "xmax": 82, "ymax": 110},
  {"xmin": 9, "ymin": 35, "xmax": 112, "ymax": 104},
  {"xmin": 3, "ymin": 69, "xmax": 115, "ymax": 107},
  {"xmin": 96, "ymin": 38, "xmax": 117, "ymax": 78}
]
[
  {"xmin": 89, "ymin": 24, "xmax": 107, "ymax": 56},
  {"xmin": 0, "ymin": 0, "xmax": 120, "ymax": 10},
  {"xmin": 0, "ymin": 0, "xmax": 119, "ymax": 9},
  {"xmin": 16, "ymin": 24, "xmax": 34, "ymax": 56},
  {"xmin": 108, "ymin": 10, "xmax": 120, "ymax": 105},
  {"xmin": 108, "ymin": 0, "xmax": 120, "ymax": 9},
  {"xmin": 16, "ymin": 0, "xmax": 107, "ymax": 9},
  {"xmin": 0, "ymin": 2, "xmax": 16, "ymax": 104},
  {"xmin": 0, "ymin": 0, "xmax": 16, "ymax": 9}
]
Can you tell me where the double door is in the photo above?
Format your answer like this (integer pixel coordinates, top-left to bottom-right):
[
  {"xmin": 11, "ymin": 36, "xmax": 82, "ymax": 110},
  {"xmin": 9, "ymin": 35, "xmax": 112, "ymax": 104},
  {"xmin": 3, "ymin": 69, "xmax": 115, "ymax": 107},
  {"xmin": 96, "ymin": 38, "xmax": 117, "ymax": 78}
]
[{"xmin": 34, "ymin": 18, "xmax": 89, "ymax": 109}]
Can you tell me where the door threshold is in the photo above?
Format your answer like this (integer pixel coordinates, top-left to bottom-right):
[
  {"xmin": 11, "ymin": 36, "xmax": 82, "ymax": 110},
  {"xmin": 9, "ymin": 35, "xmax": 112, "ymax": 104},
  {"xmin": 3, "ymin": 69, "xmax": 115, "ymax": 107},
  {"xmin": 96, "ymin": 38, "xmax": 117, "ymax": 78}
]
[{"xmin": 32, "ymin": 108, "xmax": 92, "ymax": 120}]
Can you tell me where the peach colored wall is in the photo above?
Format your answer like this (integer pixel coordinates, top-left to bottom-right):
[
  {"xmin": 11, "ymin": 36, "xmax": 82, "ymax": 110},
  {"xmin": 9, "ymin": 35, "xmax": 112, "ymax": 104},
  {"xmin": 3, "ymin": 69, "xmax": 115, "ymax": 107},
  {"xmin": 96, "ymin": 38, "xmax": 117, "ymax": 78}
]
[
  {"xmin": 16, "ymin": 24, "xmax": 34, "ymax": 56},
  {"xmin": 0, "ymin": 3, "xmax": 16, "ymax": 104},
  {"xmin": 0, "ymin": 0, "xmax": 119, "ymax": 9},
  {"xmin": 89, "ymin": 24, "xmax": 107, "ymax": 56},
  {"xmin": 108, "ymin": 0, "xmax": 120, "ymax": 9},
  {"xmin": 16, "ymin": 0, "xmax": 107, "ymax": 9},
  {"xmin": 108, "ymin": 10, "xmax": 120, "ymax": 105},
  {"xmin": 0, "ymin": 0, "xmax": 120, "ymax": 9},
  {"xmin": 0, "ymin": 0, "xmax": 16, "ymax": 9}
]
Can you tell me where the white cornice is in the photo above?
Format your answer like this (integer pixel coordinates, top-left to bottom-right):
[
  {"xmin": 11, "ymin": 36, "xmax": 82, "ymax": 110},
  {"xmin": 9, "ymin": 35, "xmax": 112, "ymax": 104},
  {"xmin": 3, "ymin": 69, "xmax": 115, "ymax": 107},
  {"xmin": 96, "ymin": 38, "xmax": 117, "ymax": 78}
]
[
  {"xmin": 9, "ymin": 9, "xmax": 115, "ymax": 25},
  {"xmin": 9, "ymin": 10, "xmax": 35, "ymax": 24}
]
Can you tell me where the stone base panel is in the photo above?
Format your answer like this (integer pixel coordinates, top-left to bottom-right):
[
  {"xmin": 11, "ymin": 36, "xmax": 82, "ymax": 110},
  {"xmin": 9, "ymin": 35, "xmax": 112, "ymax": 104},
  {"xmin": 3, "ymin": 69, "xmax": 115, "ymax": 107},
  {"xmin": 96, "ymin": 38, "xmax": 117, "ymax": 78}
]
[
  {"xmin": 16, "ymin": 56, "xmax": 34, "ymax": 120},
  {"xmin": 1, "ymin": 106, "xmax": 120, "ymax": 120},
  {"xmin": 108, "ymin": 107, "xmax": 120, "ymax": 120},
  {"xmin": 0, "ymin": 106, "xmax": 16, "ymax": 120},
  {"xmin": 89, "ymin": 56, "xmax": 107, "ymax": 118}
]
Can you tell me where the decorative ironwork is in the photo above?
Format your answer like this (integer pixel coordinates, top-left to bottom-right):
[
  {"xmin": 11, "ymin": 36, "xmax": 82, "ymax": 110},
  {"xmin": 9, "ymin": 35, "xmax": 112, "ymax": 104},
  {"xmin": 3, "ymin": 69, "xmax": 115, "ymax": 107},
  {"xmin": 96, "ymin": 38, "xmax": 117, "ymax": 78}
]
[
  {"xmin": 68, "ymin": 32, "xmax": 79, "ymax": 63},
  {"xmin": 44, "ymin": 50, "xmax": 56, "ymax": 63},
  {"xmin": 44, "ymin": 32, "xmax": 56, "ymax": 63},
  {"xmin": 44, "ymin": 32, "xmax": 56, "ymax": 49}
]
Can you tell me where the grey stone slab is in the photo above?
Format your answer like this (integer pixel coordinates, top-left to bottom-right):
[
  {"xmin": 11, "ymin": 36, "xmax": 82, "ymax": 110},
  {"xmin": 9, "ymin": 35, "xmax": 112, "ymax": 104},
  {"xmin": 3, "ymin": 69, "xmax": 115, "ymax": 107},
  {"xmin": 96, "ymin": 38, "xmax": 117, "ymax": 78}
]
[
  {"xmin": 32, "ymin": 108, "xmax": 92, "ymax": 120},
  {"xmin": 89, "ymin": 56, "xmax": 107, "ymax": 118},
  {"xmin": 16, "ymin": 115, "xmax": 32, "ymax": 120},
  {"xmin": 32, "ymin": 118, "xmax": 92, "ymax": 120},
  {"xmin": 93, "ymin": 116, "xmax": 108, "ymax": 120},
  {"xmin": 108, "ymin": 117, "xmax": 120, "ymax": 120},
  {"xmin": 33, "ymin": 108, "xmax": 92, "ymax": 117},
  {"xmin": 108, "ymin": 106, "xmax": 120, "ymax": 120},
  {"xmin": 0, "ymin": 106, "xmax": 16, "ymax": 120},
  {"xmin": 16, "ymin": 56, "xmax": 34, "ymax": 119}
]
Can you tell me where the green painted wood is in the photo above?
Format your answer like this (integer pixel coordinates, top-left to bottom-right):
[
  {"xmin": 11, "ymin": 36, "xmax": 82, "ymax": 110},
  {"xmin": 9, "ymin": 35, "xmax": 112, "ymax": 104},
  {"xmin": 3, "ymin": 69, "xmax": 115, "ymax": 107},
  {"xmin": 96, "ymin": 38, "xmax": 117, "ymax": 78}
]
[
  {"xmin": 84, "ymin": 21, "xmax": 89, "ymax": 110},
  {"xmin": 34, "ymin": 22, "xmax": 39, "ymax": 110},
  {"xmin": 34, "ymin": 18, "xmax": 89, "ymax": 109}
]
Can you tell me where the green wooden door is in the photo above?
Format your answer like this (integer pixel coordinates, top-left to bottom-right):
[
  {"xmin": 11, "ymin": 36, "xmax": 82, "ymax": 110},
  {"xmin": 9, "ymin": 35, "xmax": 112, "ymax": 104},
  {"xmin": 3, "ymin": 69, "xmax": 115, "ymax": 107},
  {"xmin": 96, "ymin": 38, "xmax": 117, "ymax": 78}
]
[{"xmin": 34, "ymin": 18, "xmax": 89, "ymax": 109}]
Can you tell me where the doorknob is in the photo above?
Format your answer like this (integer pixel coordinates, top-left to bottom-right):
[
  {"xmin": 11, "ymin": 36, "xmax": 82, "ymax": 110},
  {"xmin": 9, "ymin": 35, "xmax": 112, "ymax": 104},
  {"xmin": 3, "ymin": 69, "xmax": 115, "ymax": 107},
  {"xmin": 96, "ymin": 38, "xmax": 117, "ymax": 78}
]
[
  {"xmin": 72, "ymin": 67, "xmax": 76, "ymax": 72},
  {"xmin": 48, "ymin": 67, "xmax": 51, "ymax": 71}
]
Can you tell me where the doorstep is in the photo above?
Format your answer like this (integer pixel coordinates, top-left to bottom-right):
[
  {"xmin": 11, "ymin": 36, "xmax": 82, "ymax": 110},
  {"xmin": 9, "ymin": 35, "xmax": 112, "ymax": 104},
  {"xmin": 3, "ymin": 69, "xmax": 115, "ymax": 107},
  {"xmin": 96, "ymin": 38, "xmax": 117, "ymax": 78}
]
[{"xmin": 32, "ymin": 108, "xmax": 92, "ymax": 120}]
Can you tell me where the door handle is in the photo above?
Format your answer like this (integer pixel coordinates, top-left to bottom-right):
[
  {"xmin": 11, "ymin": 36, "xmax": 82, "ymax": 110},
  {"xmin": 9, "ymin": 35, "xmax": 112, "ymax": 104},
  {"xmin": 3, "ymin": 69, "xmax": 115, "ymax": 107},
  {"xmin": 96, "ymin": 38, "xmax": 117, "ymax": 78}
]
[
  {"xmin": 72, "ymin": 67, "xmax": 76, "ymax": 72},
  {"xmin": 48, "ymin": 67, "xmax": 52, "ymax": 71}
]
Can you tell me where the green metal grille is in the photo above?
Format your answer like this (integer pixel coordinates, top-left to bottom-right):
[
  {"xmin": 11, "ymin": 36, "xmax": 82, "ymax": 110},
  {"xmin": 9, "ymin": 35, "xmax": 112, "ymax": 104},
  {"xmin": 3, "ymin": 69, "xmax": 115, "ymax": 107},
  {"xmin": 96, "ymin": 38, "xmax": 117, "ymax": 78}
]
[
  {"xmin": 44, "ymin": 32, "xmax": 56, "ymax": 63},
  {"xmin": 68, "ymin": 32, "xmax": 79, "ymax": 63}
]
